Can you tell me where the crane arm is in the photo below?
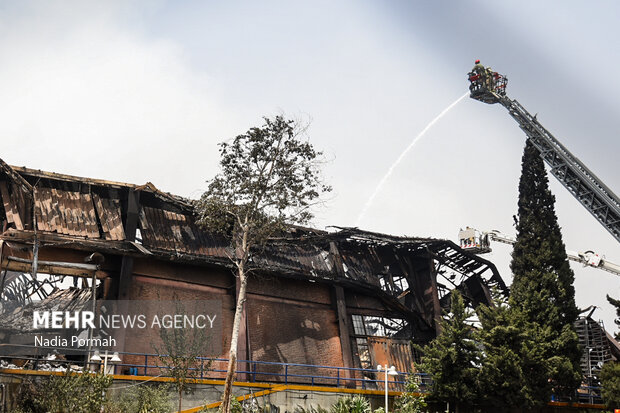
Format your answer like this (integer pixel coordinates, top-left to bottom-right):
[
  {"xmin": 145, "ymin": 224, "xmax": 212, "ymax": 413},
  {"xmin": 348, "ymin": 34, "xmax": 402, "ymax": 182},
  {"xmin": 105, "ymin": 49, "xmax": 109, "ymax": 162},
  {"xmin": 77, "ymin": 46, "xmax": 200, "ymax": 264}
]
[
  {"xmin": 459, "ymin": 227, "xmax": 620, "ymax": 276},
  {"xmin": 468, "ymin": 69, "xmax": 620, "ymax": 243},
  {"xmin": 497, "ymin": 97, "xmax": 620, "ymax": 243},
  {"xmin": 566, "ymin": 250, "xmax": 620, "ymax": 277}
]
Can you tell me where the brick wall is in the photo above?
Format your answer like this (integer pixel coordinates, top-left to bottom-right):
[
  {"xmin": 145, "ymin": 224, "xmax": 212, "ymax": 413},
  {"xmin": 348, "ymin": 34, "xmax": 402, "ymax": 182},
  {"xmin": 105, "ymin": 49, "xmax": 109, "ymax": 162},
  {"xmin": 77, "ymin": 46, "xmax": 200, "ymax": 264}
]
[
  {"xmin": 121, "ymin": 272, "xmax": 233, "ymax": 378},
  {"xmin": 117, "ymin": 261, "xmax": 399, "ymax": 384},
  {"xmin": 246, "ymin": 277, "xmax": 343, "ymax": 384}
]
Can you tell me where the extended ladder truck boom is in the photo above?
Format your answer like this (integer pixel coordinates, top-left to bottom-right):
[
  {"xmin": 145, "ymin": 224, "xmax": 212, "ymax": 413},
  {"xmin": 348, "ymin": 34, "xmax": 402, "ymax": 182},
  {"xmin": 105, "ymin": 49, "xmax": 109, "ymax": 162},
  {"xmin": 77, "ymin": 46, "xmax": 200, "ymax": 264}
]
[
  {"xmin": 458, "ymin": 227, "xmax": 620, "ymax": 277},
  {"xmin": 467, "ymin": 66, "xmax": 620, "ymax": 244}
]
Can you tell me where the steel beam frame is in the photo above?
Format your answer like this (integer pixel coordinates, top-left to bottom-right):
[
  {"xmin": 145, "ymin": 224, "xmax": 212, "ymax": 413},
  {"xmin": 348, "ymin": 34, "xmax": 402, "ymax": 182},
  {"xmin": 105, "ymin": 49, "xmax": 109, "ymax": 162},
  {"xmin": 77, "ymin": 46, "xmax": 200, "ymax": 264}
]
[{"xmin": 499, "ymin": 97, "xmax": 620, "ymax": 243}]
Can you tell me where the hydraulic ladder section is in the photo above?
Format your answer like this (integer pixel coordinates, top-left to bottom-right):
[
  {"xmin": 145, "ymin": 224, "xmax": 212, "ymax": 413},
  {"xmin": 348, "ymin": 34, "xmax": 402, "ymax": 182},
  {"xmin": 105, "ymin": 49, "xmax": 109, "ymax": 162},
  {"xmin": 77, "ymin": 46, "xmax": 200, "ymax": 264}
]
[
  {"xmin": 468, "ymin": 68, "xmax": 620, "ymax": 243},
  {"xmin": 458, "ymin": 227, "xmax": 620, "ymax": 276}
]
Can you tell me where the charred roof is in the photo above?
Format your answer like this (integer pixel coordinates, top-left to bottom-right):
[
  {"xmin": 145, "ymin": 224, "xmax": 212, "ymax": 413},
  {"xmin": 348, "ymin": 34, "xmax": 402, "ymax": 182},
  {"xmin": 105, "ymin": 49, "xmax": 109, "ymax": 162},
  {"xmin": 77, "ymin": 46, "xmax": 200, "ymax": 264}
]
[{"xmin": 0, "ymin": 159, "xmax": 506, "ymax": 314}]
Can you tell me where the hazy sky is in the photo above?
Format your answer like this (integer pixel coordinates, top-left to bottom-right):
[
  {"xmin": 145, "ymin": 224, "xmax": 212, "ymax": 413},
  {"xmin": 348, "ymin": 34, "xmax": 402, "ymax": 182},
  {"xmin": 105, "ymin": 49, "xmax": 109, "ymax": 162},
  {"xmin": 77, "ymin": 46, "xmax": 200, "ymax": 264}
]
[{"xmin": 0, "ymin": 0, "xmax": 618, "ymax": 331}]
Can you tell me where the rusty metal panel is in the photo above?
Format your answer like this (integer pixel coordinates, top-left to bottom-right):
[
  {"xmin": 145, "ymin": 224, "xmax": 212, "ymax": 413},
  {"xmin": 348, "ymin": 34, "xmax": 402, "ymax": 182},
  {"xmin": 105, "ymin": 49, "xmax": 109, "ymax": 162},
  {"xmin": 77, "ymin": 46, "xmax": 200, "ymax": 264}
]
[
  {"xmin": 139, "ymin": 206, "xmax": 229, "ymax": 258},
  {"xmin": 337, "ymin": 246, "xmax": 379, "ymax": 284},
  {"xmin": 93, "ymin": 193, "xmax": 125, "ymax": 240},
  {"xmin": 368, "ymin": 337, "xmax": 416, "ymax": 387},
  {"xmin": 0, "ymin": 180, "xmax": 34, "ymax": 231},
  {"xmin": 253, "ymin": 243, "xmax": 334, "ymax": 277},
  {"xmin": 1, "ymin": 181, "xmax": 19, "ymax": 229},
  {"xmin": 32, "ymin": 187, "xmax": 100, "ymax": 239},
  {"xmin": 0, "ymin": 160, "xmax": 33, "ymax": 231}
]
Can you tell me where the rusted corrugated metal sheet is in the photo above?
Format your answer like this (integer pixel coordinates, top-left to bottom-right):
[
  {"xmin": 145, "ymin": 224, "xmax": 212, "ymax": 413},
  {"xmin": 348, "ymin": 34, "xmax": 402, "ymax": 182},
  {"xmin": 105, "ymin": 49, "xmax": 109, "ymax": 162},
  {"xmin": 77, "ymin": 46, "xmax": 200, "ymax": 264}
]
[
  {"xmin": 0, "ymin": 159, "xmax": 33, "ymax": 230},
  {"xmin": 33, "ymin": 187, "xmax": 99, "ymax": 238},
  {"xmin": 0, "ymin": 160, "xmax": 505, "ymax": 308},
  {"xmin": 253, "ymin": 243, "xmax": 334, "ymax": 278},
  {"xmin": 367, "ymin": 337, "xmax": 415, "ymax": 390},
  {"xmin": 138, "ymin": 206, "xmax": 229, "ymax": 257},
  {"xmin": 368, "ymin": 337, "xmax": 416, "ymax": 374},
  {"xmin": 0, "ymin": 181, "xmax": 26, "ymax": 230},
  {"xmin": 338, "ymin": 245, "xmax": 381, "ymax": 284},
  {"xmin": 93, "ymin": 193, "xmax": 125, "ymax": 240}
]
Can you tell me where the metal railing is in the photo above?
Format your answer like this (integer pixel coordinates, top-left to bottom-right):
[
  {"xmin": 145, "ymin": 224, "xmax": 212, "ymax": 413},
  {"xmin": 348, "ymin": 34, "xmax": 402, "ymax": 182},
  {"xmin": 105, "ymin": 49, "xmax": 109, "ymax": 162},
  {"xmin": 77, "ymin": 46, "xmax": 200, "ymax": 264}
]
[
  {"xmin": 0, "ymin": 347, "xmax": 425, "ymax": 391},
  {"xmin": 0, "ymin": 350, "xmax": 605, "ymax": 404}
]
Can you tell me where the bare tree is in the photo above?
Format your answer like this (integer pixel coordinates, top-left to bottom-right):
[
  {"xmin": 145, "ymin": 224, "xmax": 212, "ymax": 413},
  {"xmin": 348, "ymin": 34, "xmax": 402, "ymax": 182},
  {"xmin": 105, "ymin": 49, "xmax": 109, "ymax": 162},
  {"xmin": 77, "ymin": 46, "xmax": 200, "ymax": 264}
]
[{"xmin": 197, "ymin": 115, "xmax": 331, "ymax": 413}]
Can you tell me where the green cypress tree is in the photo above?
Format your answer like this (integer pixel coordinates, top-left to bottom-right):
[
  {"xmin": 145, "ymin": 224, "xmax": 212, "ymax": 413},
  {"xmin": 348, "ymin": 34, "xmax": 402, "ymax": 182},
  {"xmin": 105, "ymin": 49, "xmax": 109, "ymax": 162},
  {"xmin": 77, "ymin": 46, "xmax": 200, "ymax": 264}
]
[
  {"xmin": 418, "ymin": 291, "xmax": 480, "ymax": 413},
  {"xmin": 477, "ymin": 291, "xmax": 552, "ymax": 409},
  {"xmin": 600, "ymin": 361, "xmax": 620, "ymax": 409},
  {"xmin": 606, "ymin": 295, "xmax": 620, "ymax": 340},
  {"xmin": 477, "ymin": 292, "xmax": 526, "ymax": 409},
  {"xmin": 509, "ymin": 139, "xmax": 582, "ymax": 400}
]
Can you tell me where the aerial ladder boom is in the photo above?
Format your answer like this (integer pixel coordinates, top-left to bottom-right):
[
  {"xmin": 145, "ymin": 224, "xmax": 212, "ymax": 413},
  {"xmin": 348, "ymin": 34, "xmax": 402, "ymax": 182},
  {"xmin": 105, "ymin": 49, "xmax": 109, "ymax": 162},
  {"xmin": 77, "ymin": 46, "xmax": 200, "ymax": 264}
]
[
  {"xmin": 468, "ymin": 68, "xmax": 620, "ymax": 243},
  {"xmin": 458, "ymin": 227, "xmax": 620, "ymax": 276}
]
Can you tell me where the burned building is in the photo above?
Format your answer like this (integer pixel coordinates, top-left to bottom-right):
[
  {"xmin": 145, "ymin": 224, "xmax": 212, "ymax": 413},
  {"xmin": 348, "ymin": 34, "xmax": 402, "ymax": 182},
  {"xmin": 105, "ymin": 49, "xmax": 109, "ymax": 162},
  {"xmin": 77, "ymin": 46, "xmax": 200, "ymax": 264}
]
[{"xmin": 0, "ymin": 159, "xmax": 506, "ymax": 385}]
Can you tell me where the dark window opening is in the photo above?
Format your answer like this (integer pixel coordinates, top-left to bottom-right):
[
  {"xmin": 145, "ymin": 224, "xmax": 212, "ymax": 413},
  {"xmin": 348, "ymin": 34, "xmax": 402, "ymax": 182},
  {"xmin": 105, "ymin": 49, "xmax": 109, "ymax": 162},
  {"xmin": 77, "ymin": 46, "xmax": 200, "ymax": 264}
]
[{"xmin": 351, "ymin": 314, "xmax": 407, "ymax": 338}]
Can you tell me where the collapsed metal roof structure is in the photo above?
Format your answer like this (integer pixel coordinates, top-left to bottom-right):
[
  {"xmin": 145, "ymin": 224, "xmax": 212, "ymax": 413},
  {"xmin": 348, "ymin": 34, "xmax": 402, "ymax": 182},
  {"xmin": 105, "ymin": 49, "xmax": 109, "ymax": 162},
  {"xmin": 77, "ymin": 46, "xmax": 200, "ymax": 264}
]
[{"xmin": 0, "ymin": 159, "xmax": 506, "ymax": 342}]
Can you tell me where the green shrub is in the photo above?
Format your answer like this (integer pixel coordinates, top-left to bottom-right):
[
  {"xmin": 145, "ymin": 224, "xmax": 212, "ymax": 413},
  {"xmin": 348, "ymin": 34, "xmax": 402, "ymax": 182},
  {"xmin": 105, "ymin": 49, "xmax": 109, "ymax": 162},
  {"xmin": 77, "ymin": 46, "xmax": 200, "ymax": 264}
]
[
  {"xmin": 294, "ymin": 405, "xmax": 328, "ymax": 413},
  {"xmin": 393, "ymin": 375, "xmax": 427, "ymax": 413},
  {"xmin": 15, "ymin": 372, "xmax": 112, "ymax": 413},
  {"xmin": 105, "ymin": 383, "xmax": 173, "ymax": 413},
  {"xmin": 330, "ymin": 396, "xmax": 371, "ymax": 413}
]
